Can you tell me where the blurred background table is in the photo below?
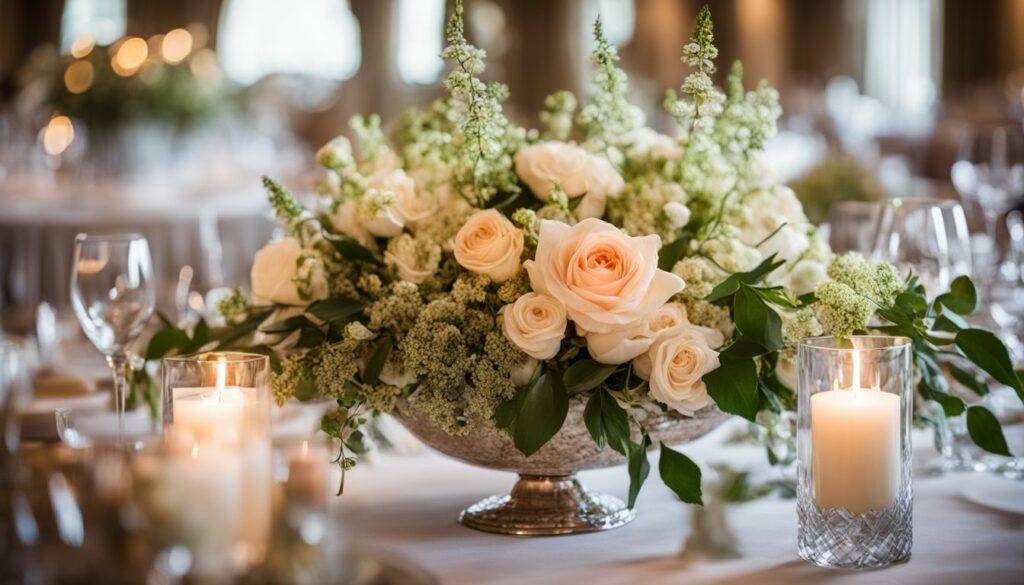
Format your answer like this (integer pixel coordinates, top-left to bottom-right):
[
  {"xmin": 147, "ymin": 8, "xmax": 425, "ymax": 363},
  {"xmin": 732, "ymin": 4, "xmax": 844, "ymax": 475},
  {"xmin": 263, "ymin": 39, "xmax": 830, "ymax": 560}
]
[{"xmin": 337, "ymin": 420, "xmax": 1024, "ymax": 585}]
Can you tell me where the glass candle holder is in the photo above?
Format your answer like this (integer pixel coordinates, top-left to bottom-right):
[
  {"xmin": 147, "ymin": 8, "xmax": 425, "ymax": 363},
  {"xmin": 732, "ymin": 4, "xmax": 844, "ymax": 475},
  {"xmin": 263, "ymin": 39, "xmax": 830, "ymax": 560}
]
[
  {"xmin": 797, "ymin": 336, "xmax": 912, "ymax": 568},
  {"xmin": 161, "ymin": 351, "xmax": 273, "ymax": 573}
]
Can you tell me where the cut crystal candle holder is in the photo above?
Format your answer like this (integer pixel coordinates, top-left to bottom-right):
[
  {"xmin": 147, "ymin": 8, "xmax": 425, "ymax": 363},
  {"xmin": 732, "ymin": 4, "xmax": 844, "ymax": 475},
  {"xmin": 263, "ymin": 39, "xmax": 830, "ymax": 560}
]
[{"xmin": 797, "ymin": 336, "xmax": 912, "ymax": 568}]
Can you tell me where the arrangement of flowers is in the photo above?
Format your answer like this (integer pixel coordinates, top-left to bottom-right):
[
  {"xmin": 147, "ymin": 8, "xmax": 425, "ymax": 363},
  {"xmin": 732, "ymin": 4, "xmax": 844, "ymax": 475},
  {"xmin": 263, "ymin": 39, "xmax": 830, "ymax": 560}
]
[{"xmin": 142, "ymin": 3, "xmax": 1021, "ymax": 504}]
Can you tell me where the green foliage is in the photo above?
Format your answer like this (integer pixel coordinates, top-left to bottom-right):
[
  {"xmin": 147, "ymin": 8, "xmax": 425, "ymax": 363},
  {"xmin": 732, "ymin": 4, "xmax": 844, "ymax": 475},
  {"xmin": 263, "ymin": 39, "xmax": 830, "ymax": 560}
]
[
  {"xmin": 583, "ymin": 389, "xmax": 630, "ymax": 454},
  {"xmin": 626, "ymin": 435, "xmax": 652, "ymax": 508},
  {"xmin": 704, "ymin": 358, "xmax": 759, "ymax": 422},
  {"xmin": 659, "ymin": 444, "xmax": 703, "ymax": 505},
  {"xmin": 966, "ymin": 405, "xmax": 1011, "ymax": 456},
  {"xmin": 955, "ymin": 329, "xmax": 1023, "ymax": 401},
  {"xmin": 494, "ymin": 368, "xmax": 569, "ymax": 457},
  {"xmin": 732, "ymin": 285, "xmax": 785, "ymax": 352},
  {"xmin": 563, "ymin": 359, "xmax": 618, "ymax": 395},
  {"xmin": 705, "ymin": 254, "xmax": 784, "ymax": 303}
]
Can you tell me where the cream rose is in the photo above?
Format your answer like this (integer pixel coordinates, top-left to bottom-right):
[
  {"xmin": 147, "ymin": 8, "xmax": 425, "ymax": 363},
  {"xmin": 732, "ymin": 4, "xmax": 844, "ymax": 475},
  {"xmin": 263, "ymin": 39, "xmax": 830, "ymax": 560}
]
[
  {"xmin": 524, "ymin": 218, "xmax": 684, "ymax": 334},
  {"xmin": 637, "ymin": 328, "xmax": 720, "ymax": 416},
  {"xmin": 330, "ymin": 199, "xmax": 375, "ymax": 247},
  {"xmin": 250, "ymin": 237, "xmax": 327, "ymax": 306},
  {"xmin": 453, "ymin": 209, "xmax": 524, "ymax": 282},
  {"xmin": 375, "ymin": 169, "xmax": 436, "ymax": 232},
  {"xmin": 499, "ymin": 293, "xmax": 568, "ymax": 360},
  {"xmin": 384, "ymin": 234, "xmax": 440, "ymax": 284},
  {"xmin": 586, "ymin": 302, "xmax": 689, "ymax": 365},
  {"xmin": 515, "ymin": 141, "xmax": 624, "ymax": 201}
]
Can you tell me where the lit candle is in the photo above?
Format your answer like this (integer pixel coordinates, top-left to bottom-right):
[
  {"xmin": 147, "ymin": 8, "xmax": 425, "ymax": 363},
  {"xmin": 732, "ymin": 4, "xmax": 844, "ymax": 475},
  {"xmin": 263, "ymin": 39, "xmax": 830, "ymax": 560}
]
[
  {"xmin": 172, "ymin": 357, "xmax": 250, "ymax": 444},
  {"xmin": 810, "ymin": 351, "xmax": 900, "ymax": 515},
  {"xmin": 286, "ymin": 440, "xmax": 328, "ymax": 506}
]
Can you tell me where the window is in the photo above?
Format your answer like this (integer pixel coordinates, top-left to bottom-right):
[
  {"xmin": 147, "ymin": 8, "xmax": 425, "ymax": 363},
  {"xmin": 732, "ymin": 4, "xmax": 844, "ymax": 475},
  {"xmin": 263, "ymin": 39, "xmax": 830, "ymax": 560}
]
[
  {"xmin": 60, "ymin": 0, "xmax": 126, "ymax": 52},
  {"xmin": 217, "ymin": 0, "xmax": 361, "ymax": 85},
  {"xmin": 397, "ymin": 0, "xmax": 445, "ymax": 84}
]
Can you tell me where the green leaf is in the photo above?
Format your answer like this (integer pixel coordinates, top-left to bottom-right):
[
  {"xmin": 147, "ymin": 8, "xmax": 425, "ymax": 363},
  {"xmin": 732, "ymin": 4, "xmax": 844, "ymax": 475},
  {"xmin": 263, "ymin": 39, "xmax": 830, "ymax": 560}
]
[
  {"xmin": 259, "ymin": 315, "xmax": 312, "ymax": 333},
  {"xmin": 294, "ymin": 376, "xmax": 318, "ymax": 401},
  {"xmin": 307, "ymin": 297, "xmax": 364, "ymax": 323},
  {"xmin": 626, "ymin": 435, "xmax": 651, "ymax": 508},
  {"xmin": 361, "ymin": 337, "xmax": 393, "ymax": 385},
  {"xmin": 189, "ymin": 318, "xmax": 211, "ymax": 351},
  {"xmin": 494, "ymin": 387, "xmax": 526, "ymax": 430},
  {"xmin": 955, "ymin": 329, "xmax": 1024, "ymax": 401},
  {"xmin": 294, "ymin": 326, "xmax": 327, "ymax": 349},
  {"xmin": 583, "ymin": 389, "xmax": 630, "ymax": 454},
  {"xmin": 718, "ymin": 338, "xmax": 769, "ymax": 362},
  {"xmin": 895, "ymin": 291, "xmax": 928, "ymax": 319},
  {"xmin": 733, "ymin": 285, "xmax": 784, "ymax": 351},
  {"xmin": 145, "ymin": 327, "xmax": 191, "ymax": 360},
  {"xmin": 512, "ymin": 369, "xmax": 569, "ymax": 457},
  {"xmin": 658, "ymin": 443, "xmax": 703, "ymax": 505},
  {"xmin": 935, "ymin": 275, "xmax": 977, "ymax": 315},
  {"xmin": 947, "ymin": 362, "xmax": 989, "ymax": 397},
  {"xmin": 704, "ymin": 359, "xmax": 759, "ymax": 422},
  {"xmin": 929, "ymin": 389, "xmax": 966, "ymax": 417},
  {"xmin": 658, "ymin": 238, "xmax": 687, "ymax": 271},
  {"xmin": 211, "ymin": 309, "xmax": 272, "ymax": 349},
  {"xmin": 563, "ymin": 359, "xmax": 617, "ymax": 395},
  {"xmin": 705, "ymin": 254, "xmax": 784, "ymax": 303},
  {"xmin": 329, "ymin": 236, "xmax": 383, "ymax": 266},
  {"xmin": 966, "ymin": 405, "xmax": 1011, "ymax": 456}
]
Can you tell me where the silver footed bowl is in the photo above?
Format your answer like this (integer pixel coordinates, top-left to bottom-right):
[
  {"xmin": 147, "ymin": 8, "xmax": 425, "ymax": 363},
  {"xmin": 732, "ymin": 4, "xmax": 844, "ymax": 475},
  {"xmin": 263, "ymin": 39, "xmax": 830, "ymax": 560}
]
[{"xmin": 394, "ymin": 398, "xmax": 729, "ymax": 536}]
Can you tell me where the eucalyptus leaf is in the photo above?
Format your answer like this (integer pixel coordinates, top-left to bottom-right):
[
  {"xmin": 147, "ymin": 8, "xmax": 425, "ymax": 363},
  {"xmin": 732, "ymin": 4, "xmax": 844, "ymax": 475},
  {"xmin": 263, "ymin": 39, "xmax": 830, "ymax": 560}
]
[
  {"xmin": 513, "ymin": 370, "xmax": 569, "ymax": 457},
  {"xmin": 966, "ymin": 405, "xmax": 1011, "ymax": 456},
  {"xmin": 659, "ymin": 443, "xmax": 703, "ymax": 505},
  {"xmin": 718, "ymin": 338, "xmax": 769, "ymax": 362},
  {"xmin": 704, "ymin": 358, "xmax": 759, "ymax": 422},
  {"xmin": 955, "ymin": 329, "xmax": 1023, "ymax": 400},
  {"xmin": 626, "ymin": 435, "xmax": 651, "ymax": 508},
  {"xmin": 564, "ymin": 359, "xmax": 618, "ymax": 395}
]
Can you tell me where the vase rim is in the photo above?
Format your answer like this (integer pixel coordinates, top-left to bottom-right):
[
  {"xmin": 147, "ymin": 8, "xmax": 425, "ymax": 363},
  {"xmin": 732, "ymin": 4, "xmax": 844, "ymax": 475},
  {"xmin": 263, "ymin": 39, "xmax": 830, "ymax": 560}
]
[{"xmin": 798, "ymin": 335, "xmax": 911, "ymax": 352}]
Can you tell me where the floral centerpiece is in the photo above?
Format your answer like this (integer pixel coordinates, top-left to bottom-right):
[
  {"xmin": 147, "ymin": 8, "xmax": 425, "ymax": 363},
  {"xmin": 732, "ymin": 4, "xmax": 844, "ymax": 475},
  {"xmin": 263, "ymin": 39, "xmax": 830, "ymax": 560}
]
[{"xmin": 142, "ymin": 4, "xmax": 1020, "ymax": 534}]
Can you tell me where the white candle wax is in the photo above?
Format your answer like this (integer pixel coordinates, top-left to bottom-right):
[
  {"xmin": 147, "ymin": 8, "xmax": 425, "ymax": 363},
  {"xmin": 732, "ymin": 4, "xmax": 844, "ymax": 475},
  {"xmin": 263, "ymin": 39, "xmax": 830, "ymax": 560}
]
[
  {"xmin": 811, "ymin": 387, "xmax": 900, "ymax": 514},
  {"xmin": 172, "ymin": 386, "xmax": 249, "ymax": 444},
  {"xmin": 286, "ymin": 440, "xmax": 329, "ymax": 505}
]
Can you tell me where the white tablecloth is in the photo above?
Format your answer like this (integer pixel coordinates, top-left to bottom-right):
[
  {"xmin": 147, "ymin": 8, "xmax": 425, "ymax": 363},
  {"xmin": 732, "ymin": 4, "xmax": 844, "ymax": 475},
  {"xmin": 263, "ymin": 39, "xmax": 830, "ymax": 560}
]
[{"xmin": 336, "ymin": 422, "xmax": 1024, "ymax": 585}]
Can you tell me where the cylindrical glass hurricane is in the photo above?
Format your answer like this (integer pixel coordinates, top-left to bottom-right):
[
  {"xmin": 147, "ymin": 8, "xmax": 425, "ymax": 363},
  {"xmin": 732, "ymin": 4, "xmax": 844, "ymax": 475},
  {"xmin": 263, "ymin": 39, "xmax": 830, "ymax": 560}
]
[
  {"xmin": 161, "ymin": 351, "xmax": 273, "ymax": 574},
  {"xmin": 797, "ymin": 336, "xmax": 912, "ymax": 568}
]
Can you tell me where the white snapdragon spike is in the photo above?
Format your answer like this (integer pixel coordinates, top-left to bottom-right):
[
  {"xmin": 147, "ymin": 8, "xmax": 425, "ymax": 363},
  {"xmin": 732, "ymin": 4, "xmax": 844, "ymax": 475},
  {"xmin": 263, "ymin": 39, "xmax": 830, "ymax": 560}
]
[
  {"xmin": 250, "ymin": 237, "xmax": 327, "ymax": 306},
  {"xmin": 499, "ymin": 293, "xmax": 568, "ymax": 360},
  {"xmin": 625, "ymin": 127, "xmax": 683, "ymax": 160},
  {"xmin": 453, "ymin": 210, "xmax": 524, "ymax": 283},
  {"xmin": 524, "ymin": 218, "xmax": 684, "ymax": 334}
]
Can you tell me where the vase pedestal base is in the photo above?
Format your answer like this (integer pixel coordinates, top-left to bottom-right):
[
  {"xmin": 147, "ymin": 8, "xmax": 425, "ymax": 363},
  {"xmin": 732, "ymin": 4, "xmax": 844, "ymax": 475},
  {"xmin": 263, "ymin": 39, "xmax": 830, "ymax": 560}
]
[{"xmin": 458, "ymin": 474, "xmax": 634, "ymax": 536}]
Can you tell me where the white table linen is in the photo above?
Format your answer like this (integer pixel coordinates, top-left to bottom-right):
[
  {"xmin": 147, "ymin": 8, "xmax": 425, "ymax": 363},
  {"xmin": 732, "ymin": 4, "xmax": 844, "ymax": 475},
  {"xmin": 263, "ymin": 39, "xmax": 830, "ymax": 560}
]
[{"xmin": 336, "ymin": 421, "xmax": 1024, "ymax": 585}]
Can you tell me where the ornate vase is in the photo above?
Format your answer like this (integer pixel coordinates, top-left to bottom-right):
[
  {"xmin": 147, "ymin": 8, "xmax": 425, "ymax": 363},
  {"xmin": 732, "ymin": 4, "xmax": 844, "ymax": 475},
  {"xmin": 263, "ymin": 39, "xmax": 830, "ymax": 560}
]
[{"xmin": 395, "ymin": 399, "xmax": 728, "ymax": 536}]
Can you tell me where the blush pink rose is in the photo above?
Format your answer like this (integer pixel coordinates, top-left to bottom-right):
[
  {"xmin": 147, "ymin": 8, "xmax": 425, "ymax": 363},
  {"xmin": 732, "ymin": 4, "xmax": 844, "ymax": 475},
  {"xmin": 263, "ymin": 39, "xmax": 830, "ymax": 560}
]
[
  {"xmin": 524, "ymin": 218, "xmax": 684, "ymax": 334},
  {"xmin": 453, "ymin": 209, "xmax": 524, "ymax": 282}
]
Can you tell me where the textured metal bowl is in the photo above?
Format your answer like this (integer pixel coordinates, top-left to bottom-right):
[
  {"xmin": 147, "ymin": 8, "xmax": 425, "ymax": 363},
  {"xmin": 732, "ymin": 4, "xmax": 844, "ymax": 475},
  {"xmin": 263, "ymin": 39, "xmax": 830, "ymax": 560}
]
[{"xmin": 395, "ymin": 398, "xmax": 729, "ymax": 535}]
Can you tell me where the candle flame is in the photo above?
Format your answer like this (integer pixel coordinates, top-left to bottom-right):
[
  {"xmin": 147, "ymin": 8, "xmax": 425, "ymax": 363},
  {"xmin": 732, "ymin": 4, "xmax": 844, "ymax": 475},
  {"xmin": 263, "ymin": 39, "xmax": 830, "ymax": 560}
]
[
  {"xmin": 191, "ymin": 442, "xmax": 200, "ymax": 460},
  {"xmin": 301, "ymin": 440, "xmax": 309, "ymax": 458}
]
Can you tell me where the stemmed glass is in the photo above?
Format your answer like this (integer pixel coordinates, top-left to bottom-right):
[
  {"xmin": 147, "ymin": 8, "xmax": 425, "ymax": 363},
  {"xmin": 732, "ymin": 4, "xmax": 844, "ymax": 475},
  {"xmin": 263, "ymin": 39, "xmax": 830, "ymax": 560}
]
[
  {"xmin": 871, "ymin": 198, "xmax": 972, "ymax": 293},
  {"xmin": 70, "ymin": 234, "xmax": 155, "ymax": 441},
  {"xmin": 951, "ymin": 124, "xmax": 1024, "ymax": 283}
]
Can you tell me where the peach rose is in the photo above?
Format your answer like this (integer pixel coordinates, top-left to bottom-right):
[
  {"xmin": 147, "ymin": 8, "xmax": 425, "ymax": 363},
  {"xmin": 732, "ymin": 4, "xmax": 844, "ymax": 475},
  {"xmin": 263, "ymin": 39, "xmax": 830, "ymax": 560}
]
[
  {"xmin": 635, "ymin": 328, "xmax": 720, "ymax": 416},
  {"xmin": 514, "ymin": 141, "xmax": 624, "ymax": 201},
  {"xmin": 250, "ymin": 238, "xmax": 328, "ymax": 307},
  {"xmin": 453, "ymin": 209, "xmax": 524, "ymax": 282},
  {"xmin": 377, "ymin": 169, "xmax": 437, "ymax": 232},
  {"xmin": 524, "ymin": 218, "xmax": 684, "ymax": 333},
  {"xmin": 499, "ymin": 293, "xmax": 568, "ymax": 360},
  {"xmin": 585, "ymin": 302, "xmax": 689, "ymax": 365}
]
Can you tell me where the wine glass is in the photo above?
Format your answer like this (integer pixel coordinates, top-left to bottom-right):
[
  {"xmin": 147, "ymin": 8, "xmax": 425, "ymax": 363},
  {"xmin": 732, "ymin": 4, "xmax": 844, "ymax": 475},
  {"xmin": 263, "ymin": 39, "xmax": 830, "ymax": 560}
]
[
  {"xmin": 871, "ymin": 198, "xmax": 972, "ymax": 293},
  {"xmin": 827, "ymin": 201, "xmax": 885, "ymax": 254},
  {"xmin": 951, "ymin": 124, "xmax": 1024, "ymax": 283},
  {"xmin": 70, "ymin": 234, "xmax": 155, "ymax": 441}
]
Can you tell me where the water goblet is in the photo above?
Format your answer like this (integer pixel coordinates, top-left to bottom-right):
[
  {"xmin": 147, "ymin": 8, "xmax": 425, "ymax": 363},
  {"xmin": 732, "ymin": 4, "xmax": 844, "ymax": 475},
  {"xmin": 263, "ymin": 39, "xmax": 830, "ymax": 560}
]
[{"xmin": 70, "ymin": 233, "xmax": 155, "ymax": 442}]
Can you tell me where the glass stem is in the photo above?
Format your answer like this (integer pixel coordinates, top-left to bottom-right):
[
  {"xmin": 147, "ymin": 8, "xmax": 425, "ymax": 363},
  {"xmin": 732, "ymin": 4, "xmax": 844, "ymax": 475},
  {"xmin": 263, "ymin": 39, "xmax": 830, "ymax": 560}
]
[{"xmin": 108, "ymin": 353, "xmax": 129, "ymax": 443}]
